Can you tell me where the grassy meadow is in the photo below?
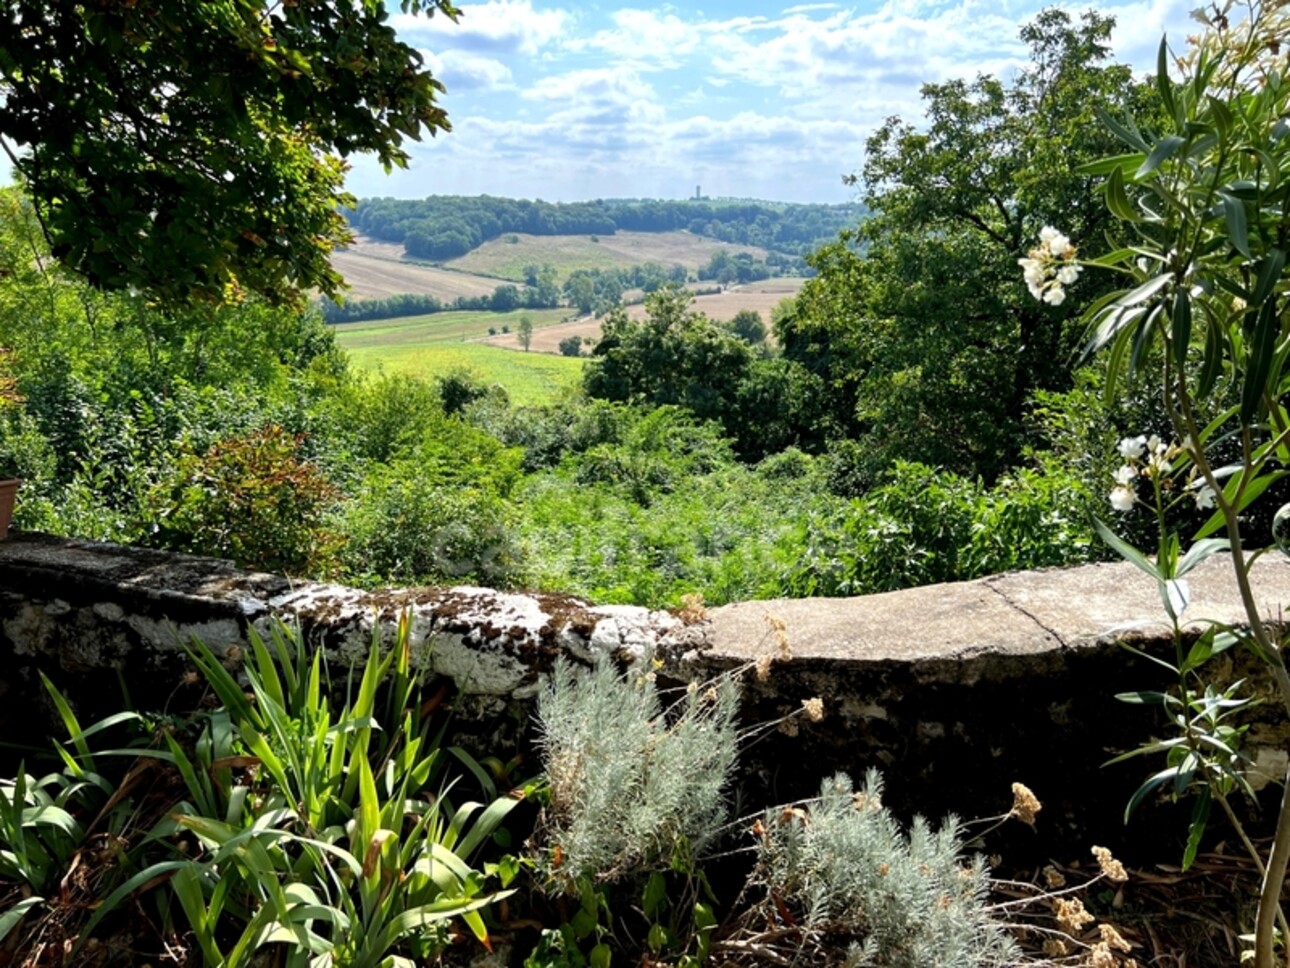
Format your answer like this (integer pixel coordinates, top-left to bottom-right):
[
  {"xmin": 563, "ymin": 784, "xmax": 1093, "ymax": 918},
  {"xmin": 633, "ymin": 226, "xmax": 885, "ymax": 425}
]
[{"xmin": 333, "ymin": 308, "xmax": 583, "ymax": 406}]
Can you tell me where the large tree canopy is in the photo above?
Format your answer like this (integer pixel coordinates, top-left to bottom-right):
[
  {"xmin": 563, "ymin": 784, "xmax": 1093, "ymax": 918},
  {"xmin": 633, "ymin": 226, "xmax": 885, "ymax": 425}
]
[
  {"xmin": 0, "ymin": 0, "xmax": 458, "ymax": 306},
  {"xmin": 779, "ymin": 9, "xmax": 1158, "ymax": 483}
]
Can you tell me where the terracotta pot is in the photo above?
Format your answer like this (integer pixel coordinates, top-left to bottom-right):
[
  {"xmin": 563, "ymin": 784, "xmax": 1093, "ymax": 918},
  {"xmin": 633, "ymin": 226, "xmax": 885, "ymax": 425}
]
[{"xmin": 0, "ymin": 478, "xmax": 18, "ymax": 541}]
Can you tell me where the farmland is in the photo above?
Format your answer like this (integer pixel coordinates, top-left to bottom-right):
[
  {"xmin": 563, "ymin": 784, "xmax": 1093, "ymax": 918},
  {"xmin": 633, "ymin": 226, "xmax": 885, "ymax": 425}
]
[
  {"xmin": 331, "ymin": 237, "xmax": 505, "ymax": 301},
  {"xmin": 443, "ymin": 231, "xmax": 769, "ymax": 283},
  {"xmin": 332, "ymin": 308, "xmax": 579, "ymax": 406},
  {"xmin": 482, "ymin": 278, "xmax": 806, "ymax": 353}
]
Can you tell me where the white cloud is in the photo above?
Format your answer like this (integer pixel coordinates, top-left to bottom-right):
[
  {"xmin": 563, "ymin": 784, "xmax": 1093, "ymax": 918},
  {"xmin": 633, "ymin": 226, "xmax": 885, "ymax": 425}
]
[
  {"xmin": 393, "ymin": 0, "xmax": 569, "ymax": 56},
  {"xmin": 421, "ymin": 49, "xmax": 514, "ymax": 91},
  {"xmin": 522, "ymin": 67, "xmax": 666, "ymax": 125}
]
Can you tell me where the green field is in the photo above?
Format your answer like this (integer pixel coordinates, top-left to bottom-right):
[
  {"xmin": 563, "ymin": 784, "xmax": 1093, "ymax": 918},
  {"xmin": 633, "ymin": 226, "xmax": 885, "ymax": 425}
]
[
  {"xmin": 333, "ymin": 309, "xmax": 583, "ymax": 406},
  {"xmin": 330, "ymin": 307, "xmax": 567, "ymax": 348}
]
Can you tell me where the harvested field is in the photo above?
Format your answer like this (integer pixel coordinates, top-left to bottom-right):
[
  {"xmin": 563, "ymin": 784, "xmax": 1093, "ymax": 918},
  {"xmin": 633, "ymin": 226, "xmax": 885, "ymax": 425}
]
[
  {"xmin": 331, "ymin": 237, "xmax": 503, "ymax": 301},
  {"xmin": 445, "ymin": 231, "xmax": 769, "ymax": 283},
  {"xmin": 482, "ymin": 278, "xmax": 807, "ymax": 353}
]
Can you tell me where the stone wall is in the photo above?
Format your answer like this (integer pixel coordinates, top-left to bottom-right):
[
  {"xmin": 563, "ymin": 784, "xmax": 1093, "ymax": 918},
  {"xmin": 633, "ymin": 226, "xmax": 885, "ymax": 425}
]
[{"xmin": 3, "ymin": 531, "xmax": 1288, "ymax": 864}]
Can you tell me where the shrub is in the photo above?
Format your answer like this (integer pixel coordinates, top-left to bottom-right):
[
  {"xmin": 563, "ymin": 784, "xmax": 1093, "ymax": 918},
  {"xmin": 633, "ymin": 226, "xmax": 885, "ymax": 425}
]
[
  {"xmin": 339, "ymin": 461, "xmax": 522, "ymax": 586},
  {"xmin": 149, "ymin": 423, "xmax": 341, "ymax": 575},
  {"xmin": 534, "ymin": 659, "xmax": 739, "ymax": 888},
  {"xmin": 558, "ymin": 335, "xmax": 583, "ymax": 357},
  {"xmin": 753, "ymin": 770, "xmax": 1018, "ymax": 967}
]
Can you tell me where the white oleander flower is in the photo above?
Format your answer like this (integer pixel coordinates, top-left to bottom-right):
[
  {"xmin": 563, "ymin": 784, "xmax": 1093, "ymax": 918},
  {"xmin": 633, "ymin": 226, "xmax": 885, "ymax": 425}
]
[
  {"xmin": 1109, "ymin": 486, "xmax": 1137, "ymax": 512},
  {"xmin": 1056, "ymin": 264, "xmax": 1082, "ymax": 285},
  {"xmin": 1194, "ymin": 484, "xmax": 1217, "ymax": 510},
  {"xmin": 1114, "ymin": 465, "xmax": 1137, "ymax": 485},
  {"xmin": 1042, "ymin": 283, "xmax": 1066, "ymax": 305},
  {"xmin": 1118, "ymin": 435, "xmax": 1147, "ymax": 459}
]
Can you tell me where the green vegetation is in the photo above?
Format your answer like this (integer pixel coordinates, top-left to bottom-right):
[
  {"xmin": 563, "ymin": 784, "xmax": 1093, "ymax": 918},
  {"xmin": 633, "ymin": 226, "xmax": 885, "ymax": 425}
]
[
  {"xmin": 4, "ymin": 1, "xmax": 1290, "ymax": 960},
  {"xmin": 331, "ymin": 307, "xmax": 566, "ymax": 348},
  {"xmin": 0, "ymin": 1, "xmax": 456, "ymax": 306},
  {"xmin": 0, "ymin": 620, "xmax": 524, "ymax": 963},
  {"xmin": 340, "ymin": 341, "xmax": 583, "ymax": 408},
  {"xmin": 348, "ymin": 195, "xmax": 862, "ymax": 262}
]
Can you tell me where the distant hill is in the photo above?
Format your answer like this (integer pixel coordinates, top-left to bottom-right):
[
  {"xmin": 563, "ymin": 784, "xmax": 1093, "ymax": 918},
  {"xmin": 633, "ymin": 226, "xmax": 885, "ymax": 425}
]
[{"xmin": 344, "ymin": 194, "xmax": 865, "ymax": 263}]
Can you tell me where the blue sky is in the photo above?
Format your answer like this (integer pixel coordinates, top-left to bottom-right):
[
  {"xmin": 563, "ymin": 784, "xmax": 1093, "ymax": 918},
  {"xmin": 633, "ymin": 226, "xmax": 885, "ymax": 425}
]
[
  {"xmin": 0, "ymin": 1, "xmax": 1198, "ymax": 204},
  {"xmin": 347, "ymin": 0, "xmax": 1197, "ymax": 203}
]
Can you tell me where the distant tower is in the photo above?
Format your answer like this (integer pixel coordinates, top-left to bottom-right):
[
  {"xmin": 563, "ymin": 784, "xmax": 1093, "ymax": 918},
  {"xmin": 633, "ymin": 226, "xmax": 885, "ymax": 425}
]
[{"xmin": 695, "ymin": 185, "xmax": 701, "ymax": 200}]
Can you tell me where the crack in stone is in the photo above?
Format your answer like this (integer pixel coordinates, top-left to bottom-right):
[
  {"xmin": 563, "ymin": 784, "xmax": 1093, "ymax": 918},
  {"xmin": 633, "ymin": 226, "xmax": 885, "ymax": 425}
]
[{"xmin": 983, "ymin": 578, "xmax": 1068, "ymax": 648}]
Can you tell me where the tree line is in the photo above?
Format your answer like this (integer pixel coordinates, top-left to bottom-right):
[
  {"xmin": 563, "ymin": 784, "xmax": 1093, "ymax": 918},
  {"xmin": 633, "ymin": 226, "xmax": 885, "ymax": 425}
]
[{"xmin": 345, "ymin": 195, "xmax": 865, "ymax": 261}]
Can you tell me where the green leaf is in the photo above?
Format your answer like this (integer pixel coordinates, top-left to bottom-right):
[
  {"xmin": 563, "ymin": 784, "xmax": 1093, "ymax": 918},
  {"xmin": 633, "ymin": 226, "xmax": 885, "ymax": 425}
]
[
  {"xmin": 643, "ymin": 871, "xmax": 667, "ymax": 919},
  {"xmin": 1156, "ymin": 37, "xmax": 1176, "ymax": 120},
  {"xmin": 1096, "ymin": 107, "xmax": 1150, "ymax": 152},
  {"xmin": 1221, "ymin": 192, "xmax": 1250, "ymax": 257},
  {"xmin": 1106, "ymin": 165, "xmax": 1143, "ymax": 222},
  {"xmin": 1241, "ymin": 300, "xmax": 1279, "ymax": 425},
  {"xmin": 1196, "ymin": 468, "xmax": 1287, "ymax": 539},
  {"xmin": 0, "ymin": 896, "xmax": 43, "ymax": 943},
  {"xmin": 1198, "ymin": 314, "xmax": 1226, "ymax": 398},
  {"xmin": 1094, "ymin": 518, "xmax": 1160, "ymax": 580},
  {"xmin": 1182, "ymin": 787, "xmax": 1211, "ymax": 872},
  {"xmin": 1124, "ymin": 766, "xmax": 1179, "ymax": 822},
  {"xmin": 1160, "ymin": 577, "xmax": 1190, "ymax": 620},
  {"xmin": 1137, "ymin": 135, "xmax": 1186, "ymax": 178},
  {"xmin": 1115, "ymin": 691, "xmax": 1171, "ymax": 705},
  {"xmin": 1251, "ymin": 249, "xmax": 1286, "ymax": 308},
  {"xmin": 1176, "ymin": 538, "xmax": 1229, "ymax": 577},
  {"xmin": 1078, "ymin": 153, "xmax": 1148, "ymax": 177}
]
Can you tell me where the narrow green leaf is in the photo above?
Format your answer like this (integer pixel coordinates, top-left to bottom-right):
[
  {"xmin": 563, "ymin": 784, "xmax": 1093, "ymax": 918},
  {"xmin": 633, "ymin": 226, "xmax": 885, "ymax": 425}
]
[
  {"xmin": 0, "ymin": 896, "xmax": 43, "ymax": 943},
  {"xmin": 1176, "ymin": 538, "xmax": 1229, "ymax": 577},
  {"xmin": 1137, "ymin": 135, "xmax": 1186, "ymax": 178},
  {"xmin": 1156, "ymin": 37, "xmax": 1176, "ymax": 118},
  {"xmin": 1115, "ymin": 691, "xmax": 1171, "ymax": 705},
  {"xmin": 74, "ymin": 861, "xmax": 191, "ymax": 953},
  {"xmin": 1251, "ymin": 249, "xmax": 1286, "ymax": 307},
  {"xmin": 1198, "ymin": 314, "xmax": 1225, "ymax": 398},
  {"xmin": 455, "ymin": 797, "xmax": 519, "ymax": 861},
  {"xmin": 1076, "ymin": 154, "xmax": 1147, "ymax": 177},
  {"xmin": 40, "ymin": 674, "xmax": 91, "ymax": 767},
  {"xmin": 1124, "ymin": 767, "xmax": 1178, "ymax": 822},
  {"xmin": 1106, "ymin": 165, "xmax": 1143, "ymax": 222},
  {"xmin": 1241, "ymin": 300, "xmax": 1278, "ymax": 424},
  {"xmin": 1096, "ymin": 107, "xmax": 1150, "ymax": 152},
  {"xmin": 1094, "ymin": 518, "xmax": 1160, "ymax": 580},
  {"xmin": 1221, "ymin": 192, "xmax": 1250, "ymax": 257}
]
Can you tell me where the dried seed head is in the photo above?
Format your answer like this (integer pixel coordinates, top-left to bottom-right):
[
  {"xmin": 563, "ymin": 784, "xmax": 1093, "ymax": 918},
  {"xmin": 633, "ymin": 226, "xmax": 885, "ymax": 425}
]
[
  {"xmin": 678, "ymin": 593, "xmax": 707, "ymax": 624},
  {"xmin": 754, "ymin": 653, "xmax": 773, "ymax": 682},
  {"xmin": 1055, "ymin": 896, "xmax": 1095, "ymax": 935},
  {"xmin": 1092, "ymin": 845, "xmax": 1128, "ymax": 883},
  {"xmin": 1043, "ymin": 864, "xmax": 1067, "ymax": 889},
  {"xmin": 1098, "ymin": 923, "xmax": 1132, "ymax": 953},
  {"xmin": 1010, "ymin": 782, "xmax": 1042, "ymax": 826},
  {"xmin": 1088, "ymin": 941, "xmax": 1116, "ymax": 968},
  {"xmin": 801, "ymin": 697, "xmax": 825, "ymax": 722},
  {"xmin": 1042, "ymin": 939, "xmax": 1070, "ymax": 957}
]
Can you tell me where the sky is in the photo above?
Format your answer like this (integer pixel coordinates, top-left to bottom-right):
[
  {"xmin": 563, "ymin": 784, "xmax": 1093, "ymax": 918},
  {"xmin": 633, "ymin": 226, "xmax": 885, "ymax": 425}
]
[
  {"xmin": 346, "ymin": 0, "xmax": 1198, "ymax": 204},
  {"xmin": 0, "ymin": 0, "xmax": 1199, "ymax": 204}
]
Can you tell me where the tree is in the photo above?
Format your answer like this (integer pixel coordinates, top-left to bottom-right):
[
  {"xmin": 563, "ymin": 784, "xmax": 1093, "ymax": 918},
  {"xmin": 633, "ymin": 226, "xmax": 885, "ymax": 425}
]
[
  {"xmin": 558, "ymin": 335, "xmax": 583, "ymax": 358},
  {"xmin": 779, "ymin": 9, "xmax": 1155, "ymax": 482},
  {"xmin": 518, "ymin": 316, "xmax": 534, "ymax": 352},
  {"xmin": 0, "ymin": 0, "xmax": 459, "ymax": 307},
  {"xmin": 729, "ymin": 309, "xmax": 767, "ymax": 345}
]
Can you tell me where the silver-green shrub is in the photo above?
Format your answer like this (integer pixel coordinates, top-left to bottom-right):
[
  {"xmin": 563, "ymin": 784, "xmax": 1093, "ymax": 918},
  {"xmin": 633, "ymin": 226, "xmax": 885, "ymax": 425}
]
[
  {"xmin": 756, "ymin": 770, "xmax": 1018, "ymax": 968},
  {"xmin": 535, "ymin": 658, "xmax": 740, "ymax": 887}
]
